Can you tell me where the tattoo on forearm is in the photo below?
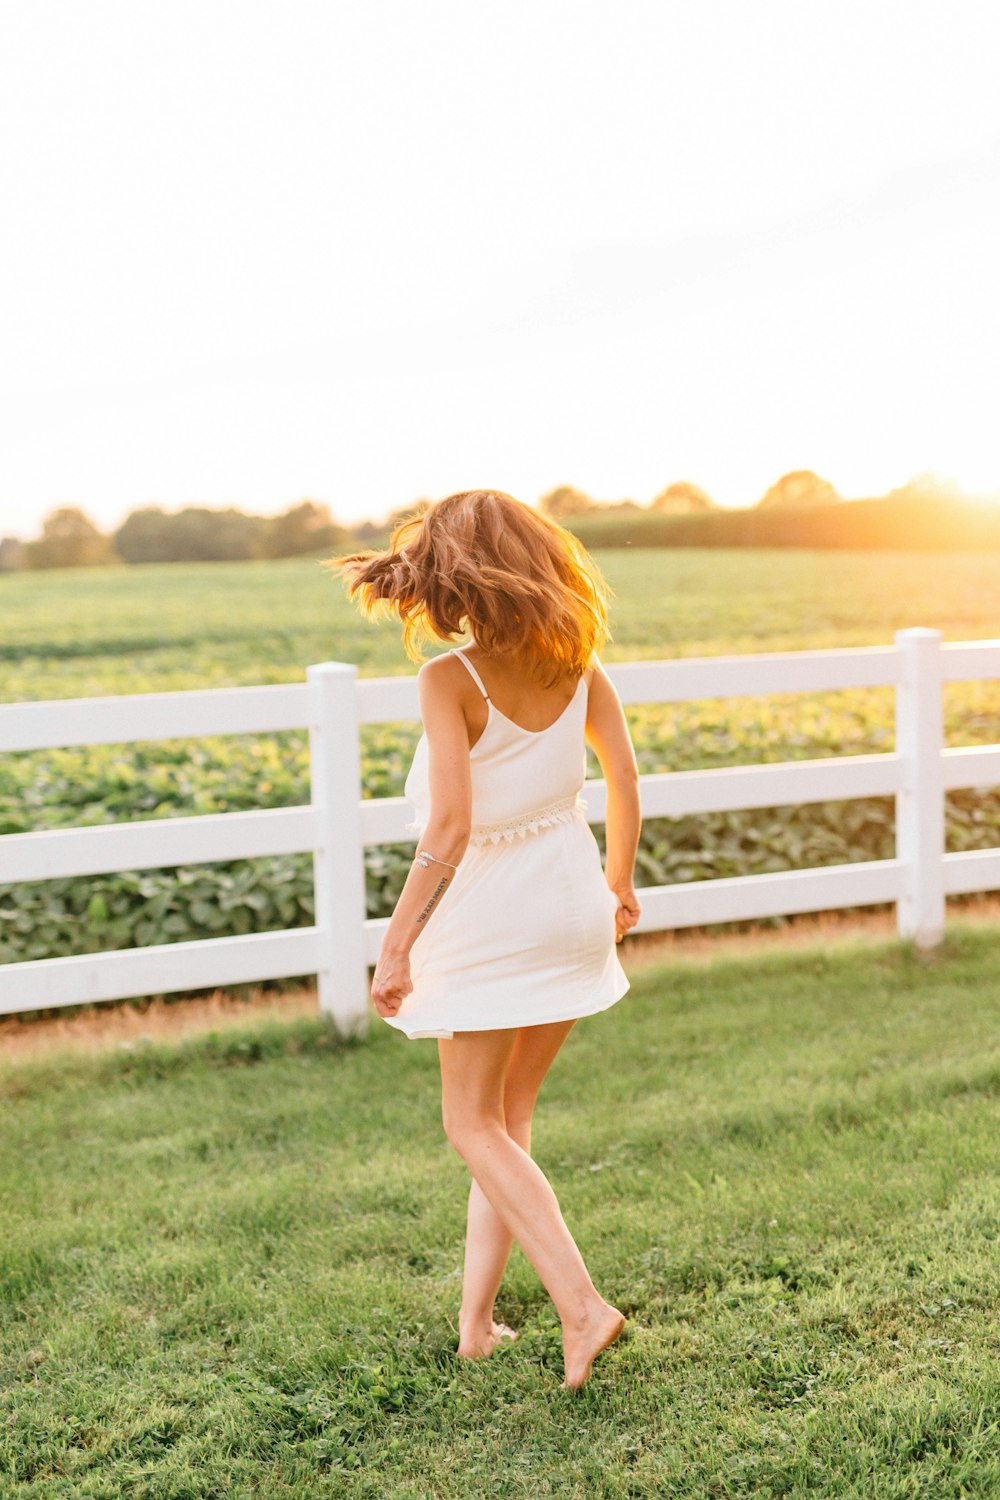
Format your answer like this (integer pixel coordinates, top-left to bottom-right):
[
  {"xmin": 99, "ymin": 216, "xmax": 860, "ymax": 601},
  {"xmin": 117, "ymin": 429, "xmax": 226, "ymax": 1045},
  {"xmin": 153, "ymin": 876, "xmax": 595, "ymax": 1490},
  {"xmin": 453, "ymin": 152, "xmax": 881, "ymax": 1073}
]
[{"xmin": 416, "ymin": 876, "xmax": 449, "ymax": 923}]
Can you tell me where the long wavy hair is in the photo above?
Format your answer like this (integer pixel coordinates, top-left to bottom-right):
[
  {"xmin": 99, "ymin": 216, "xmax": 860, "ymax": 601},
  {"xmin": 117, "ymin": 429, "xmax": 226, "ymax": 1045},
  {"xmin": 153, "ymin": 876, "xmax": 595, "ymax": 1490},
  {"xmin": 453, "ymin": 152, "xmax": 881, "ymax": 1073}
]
[{"xmin": 322, "ymin": 489, "xmax": 611, "ymax": 684}]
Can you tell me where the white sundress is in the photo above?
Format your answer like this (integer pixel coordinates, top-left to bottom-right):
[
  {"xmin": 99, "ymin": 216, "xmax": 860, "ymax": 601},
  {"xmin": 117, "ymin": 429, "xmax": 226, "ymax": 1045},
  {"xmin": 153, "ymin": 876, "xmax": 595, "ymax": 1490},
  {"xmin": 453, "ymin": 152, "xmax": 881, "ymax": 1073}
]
[{"xmin": 379, "ymin": 646, "xmax": 630, "ymax": 1040}]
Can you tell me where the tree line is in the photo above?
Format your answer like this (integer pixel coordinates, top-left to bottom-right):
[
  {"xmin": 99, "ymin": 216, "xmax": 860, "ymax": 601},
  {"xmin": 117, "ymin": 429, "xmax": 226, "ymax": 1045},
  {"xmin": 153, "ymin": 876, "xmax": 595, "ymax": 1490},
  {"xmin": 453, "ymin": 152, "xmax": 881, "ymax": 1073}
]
[
  {"xmin": 1, "ymin": 470, "xmax": 996, "ymax": 571},
  {"xmin": 0, "ymin": 501, "xmax": 353, "ymax": 572}
]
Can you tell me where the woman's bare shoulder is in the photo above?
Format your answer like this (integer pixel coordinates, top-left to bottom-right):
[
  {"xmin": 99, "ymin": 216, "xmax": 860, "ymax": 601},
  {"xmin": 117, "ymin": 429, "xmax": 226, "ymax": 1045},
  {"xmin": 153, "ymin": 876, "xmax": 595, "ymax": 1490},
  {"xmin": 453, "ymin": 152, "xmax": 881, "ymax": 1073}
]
[
  {"xmin": 417, "ymin": 651, "xmax": 457, "ymax": 682},
  {"xmin": 416, "ymin": 651, "xmax": 477, "ymax": 706}
]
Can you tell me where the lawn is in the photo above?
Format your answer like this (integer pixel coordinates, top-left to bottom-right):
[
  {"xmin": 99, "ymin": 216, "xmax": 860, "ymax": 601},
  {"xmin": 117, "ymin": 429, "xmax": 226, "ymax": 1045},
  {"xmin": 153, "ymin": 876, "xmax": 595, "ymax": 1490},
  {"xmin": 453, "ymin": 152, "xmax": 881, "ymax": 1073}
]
[{"xmin": 4, "ymin": 921, "xmax": 1000, "ymax": 1497}]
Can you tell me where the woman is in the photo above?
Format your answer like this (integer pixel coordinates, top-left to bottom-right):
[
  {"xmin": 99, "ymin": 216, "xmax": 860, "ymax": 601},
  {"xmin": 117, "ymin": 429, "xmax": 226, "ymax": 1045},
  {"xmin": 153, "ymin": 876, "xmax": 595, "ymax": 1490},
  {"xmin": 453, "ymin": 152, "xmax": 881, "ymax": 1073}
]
[{"xmin": 328, "ymin": 489, "xmax": 642, "ymax": 1389}]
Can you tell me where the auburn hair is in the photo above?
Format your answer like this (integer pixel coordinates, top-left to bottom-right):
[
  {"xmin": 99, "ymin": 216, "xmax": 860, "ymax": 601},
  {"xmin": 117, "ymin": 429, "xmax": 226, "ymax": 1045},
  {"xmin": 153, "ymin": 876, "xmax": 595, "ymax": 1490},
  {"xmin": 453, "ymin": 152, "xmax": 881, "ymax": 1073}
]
[{"xmin": 321, "ymin": 489, "xmax": 611, "ymax": 684}]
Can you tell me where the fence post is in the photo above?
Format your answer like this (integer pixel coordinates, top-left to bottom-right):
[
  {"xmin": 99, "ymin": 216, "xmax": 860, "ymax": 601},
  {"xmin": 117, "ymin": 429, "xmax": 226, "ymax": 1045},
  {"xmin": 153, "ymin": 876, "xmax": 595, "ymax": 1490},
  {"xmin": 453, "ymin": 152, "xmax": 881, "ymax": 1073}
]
[
  {"xmin": 894, "ymin": 627, "xmax": 945, "ymax": 950},
  {"xmin": 307, "ymin": 661, "xmax": 370, "ymax": 1036}
]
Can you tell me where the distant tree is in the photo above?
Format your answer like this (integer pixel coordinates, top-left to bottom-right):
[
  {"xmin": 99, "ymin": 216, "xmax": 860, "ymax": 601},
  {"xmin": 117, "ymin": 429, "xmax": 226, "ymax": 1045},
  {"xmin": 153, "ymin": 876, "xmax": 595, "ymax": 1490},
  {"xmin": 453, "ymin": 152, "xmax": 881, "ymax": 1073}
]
[
  {"xmin": 349, "ymin": 519, "xmax": 387, "ymax": 544},
  {"xmin": 255, "ymin": 501, "xmax": 347, "ymax": 559},
  {"xmin": 651, "ymin": 481, "xmax": 716, "ymax": 514},
  {"xmin": 382, "ymin": 499, "xmax": 431, "ymax": 532},
  {"xmin": 538, "ymin": 486, "xmax": 592, "ymax": 520},
  {"xmin": 170, "ymin": 507, "xmax": 264, "ymax": 561},
  {"xmin": 21, "ymin": 507, "xmax": 118, "ymax": 569},
  {"xmin": 112, "ymin": 507, "xmax": 173, "ymax": 563},
  {"xmin": 756, "ymin": 470, "xmax": 840, "ymax": 510},
  {"xmin": 0, "ymin": 535, "xmax": 24, "ymax": 572},
  {"xmin": 113, "ymin": 505, "xmax": 265, "ymax": 563}
]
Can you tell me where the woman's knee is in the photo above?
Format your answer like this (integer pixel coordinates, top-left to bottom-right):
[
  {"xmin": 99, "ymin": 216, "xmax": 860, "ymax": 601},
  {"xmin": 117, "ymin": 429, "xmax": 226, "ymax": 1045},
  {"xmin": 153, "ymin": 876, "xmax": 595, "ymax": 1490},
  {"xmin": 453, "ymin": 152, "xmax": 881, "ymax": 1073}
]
[{"xmin": 441, "ymin": 1103, "xmax": 503, "ymax": 1157}]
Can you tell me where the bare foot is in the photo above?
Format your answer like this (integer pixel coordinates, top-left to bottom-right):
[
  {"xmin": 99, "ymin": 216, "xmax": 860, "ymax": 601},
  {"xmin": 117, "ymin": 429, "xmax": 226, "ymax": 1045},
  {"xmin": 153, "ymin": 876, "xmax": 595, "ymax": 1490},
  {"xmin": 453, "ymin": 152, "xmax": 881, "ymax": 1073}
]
[
  {"xmin": 560, "ymin": 1300, "xmax": 626, "ymax": 1389},
  {"xmin": 457, "ymin": 1319, "xmax": 519, "ymax": 1360}
]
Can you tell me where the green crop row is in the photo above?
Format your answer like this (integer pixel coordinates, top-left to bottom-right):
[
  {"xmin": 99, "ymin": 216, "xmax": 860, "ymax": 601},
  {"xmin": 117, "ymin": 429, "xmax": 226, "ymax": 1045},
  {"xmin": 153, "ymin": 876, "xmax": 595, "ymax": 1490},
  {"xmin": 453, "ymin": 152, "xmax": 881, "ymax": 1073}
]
[
  {"xmin": 4, "ymin": 788, "xmax": 1000, "ymax": 985},
  {"xmin": 3, "ymin": 710, "xmax": 1000, "ymax": 989}
]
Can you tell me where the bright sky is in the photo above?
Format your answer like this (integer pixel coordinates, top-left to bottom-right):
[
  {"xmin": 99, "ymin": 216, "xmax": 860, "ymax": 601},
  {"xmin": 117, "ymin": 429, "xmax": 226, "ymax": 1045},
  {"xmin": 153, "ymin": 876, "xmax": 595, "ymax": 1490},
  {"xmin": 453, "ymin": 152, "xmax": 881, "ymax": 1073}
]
[{"xmin": 2, "ymin": 0, "xmax": 999, "ymax": 538}]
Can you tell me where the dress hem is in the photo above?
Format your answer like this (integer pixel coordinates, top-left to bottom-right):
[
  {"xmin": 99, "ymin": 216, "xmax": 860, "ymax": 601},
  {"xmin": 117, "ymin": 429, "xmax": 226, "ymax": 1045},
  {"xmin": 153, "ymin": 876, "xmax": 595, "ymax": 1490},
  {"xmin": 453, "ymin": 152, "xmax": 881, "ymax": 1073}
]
[{"xmin": 382, "ymin": 972, "xmax": 630, "ymax": 1041}]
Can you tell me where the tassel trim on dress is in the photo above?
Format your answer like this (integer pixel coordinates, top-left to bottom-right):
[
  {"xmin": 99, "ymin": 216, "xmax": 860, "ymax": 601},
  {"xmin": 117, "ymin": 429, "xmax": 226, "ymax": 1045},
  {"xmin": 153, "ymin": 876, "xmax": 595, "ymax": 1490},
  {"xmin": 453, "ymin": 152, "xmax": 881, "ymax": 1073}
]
[{"xmin": 406, "ymin": 793, "xmax": 585, "ymax": 846}]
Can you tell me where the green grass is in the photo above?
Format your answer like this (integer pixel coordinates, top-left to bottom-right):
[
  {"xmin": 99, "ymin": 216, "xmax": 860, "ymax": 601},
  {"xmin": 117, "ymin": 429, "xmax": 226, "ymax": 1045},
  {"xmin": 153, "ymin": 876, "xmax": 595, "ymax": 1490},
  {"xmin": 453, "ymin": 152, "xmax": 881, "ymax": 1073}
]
[
  {"xmin": 4, "ymin": 546, "xmax": 1000, "ymax": 699},
  {"xmin": 5, "ymin": 922, "xmax": 1000, "ymax": 1497}
]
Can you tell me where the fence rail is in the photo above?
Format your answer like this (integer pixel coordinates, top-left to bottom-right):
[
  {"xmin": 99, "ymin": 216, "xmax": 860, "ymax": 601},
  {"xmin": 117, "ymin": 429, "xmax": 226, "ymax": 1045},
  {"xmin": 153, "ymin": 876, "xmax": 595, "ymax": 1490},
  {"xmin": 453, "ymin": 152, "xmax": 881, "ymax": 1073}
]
[{"xmin": 2, "ymin": 628, "xmax": 999, "ymax": 1035}]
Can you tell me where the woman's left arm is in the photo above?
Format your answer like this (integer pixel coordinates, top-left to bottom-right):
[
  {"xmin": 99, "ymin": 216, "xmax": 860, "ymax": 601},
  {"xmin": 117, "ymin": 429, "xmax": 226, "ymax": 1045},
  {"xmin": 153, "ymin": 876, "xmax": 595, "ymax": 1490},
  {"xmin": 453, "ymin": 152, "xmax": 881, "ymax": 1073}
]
[{"xmin": 371, "ymin": 657, "xmax": 472, "ymax": 1019}]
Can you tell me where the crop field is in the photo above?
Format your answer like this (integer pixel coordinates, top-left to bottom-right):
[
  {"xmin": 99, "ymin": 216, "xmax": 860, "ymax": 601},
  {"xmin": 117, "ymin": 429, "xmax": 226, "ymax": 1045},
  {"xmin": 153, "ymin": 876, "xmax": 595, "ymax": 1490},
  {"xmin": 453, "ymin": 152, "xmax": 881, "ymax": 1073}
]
[{"xmin": 2, "ymin": 549, "xmax": 999, "ymax": 986}]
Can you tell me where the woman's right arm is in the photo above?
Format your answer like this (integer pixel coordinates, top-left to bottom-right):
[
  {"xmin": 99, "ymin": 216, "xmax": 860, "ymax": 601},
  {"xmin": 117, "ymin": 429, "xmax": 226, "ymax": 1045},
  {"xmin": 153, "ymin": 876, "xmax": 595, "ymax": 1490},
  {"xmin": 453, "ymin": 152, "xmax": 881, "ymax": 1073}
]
[
  {"xmin": 585, "ymin": 659, "xmax": 642, "ymax": 943},
  {"xmin": 370, "ymin": 657, "xmax": 473, "ymax": 1017}
]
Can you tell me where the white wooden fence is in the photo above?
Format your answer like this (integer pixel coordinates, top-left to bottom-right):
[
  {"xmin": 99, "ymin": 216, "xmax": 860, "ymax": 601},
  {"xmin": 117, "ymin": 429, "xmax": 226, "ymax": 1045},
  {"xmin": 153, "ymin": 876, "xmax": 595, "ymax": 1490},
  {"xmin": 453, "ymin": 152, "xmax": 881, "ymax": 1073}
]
[{"xmin": 2, "ymin": 628, "xmax": 999, "ymax": 1037}]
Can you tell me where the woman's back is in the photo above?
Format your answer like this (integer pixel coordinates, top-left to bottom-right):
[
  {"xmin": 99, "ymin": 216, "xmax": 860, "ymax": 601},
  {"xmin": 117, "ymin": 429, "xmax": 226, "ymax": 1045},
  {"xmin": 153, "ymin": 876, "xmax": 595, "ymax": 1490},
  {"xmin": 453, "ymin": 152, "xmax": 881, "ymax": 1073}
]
[
  {"xmin": 457, "ymin": 646, "xmax": 583, "ymax": 734},
  {"xmin": 404, "ymin": 647, "xmax": 593, "ymax": 845}
]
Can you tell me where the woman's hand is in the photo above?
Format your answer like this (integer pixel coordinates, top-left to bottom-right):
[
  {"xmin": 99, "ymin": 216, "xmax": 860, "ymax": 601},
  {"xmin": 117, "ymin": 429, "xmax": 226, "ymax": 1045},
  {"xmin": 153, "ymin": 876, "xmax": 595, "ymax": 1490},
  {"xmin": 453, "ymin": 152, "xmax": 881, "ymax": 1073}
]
[
  {"xmin": 610, "ymin": 885, "xmax": 641, "ymax": 944},
  {"xmin": 371, "ymin": 950, "xmax": 413, "ymax": 1018}
]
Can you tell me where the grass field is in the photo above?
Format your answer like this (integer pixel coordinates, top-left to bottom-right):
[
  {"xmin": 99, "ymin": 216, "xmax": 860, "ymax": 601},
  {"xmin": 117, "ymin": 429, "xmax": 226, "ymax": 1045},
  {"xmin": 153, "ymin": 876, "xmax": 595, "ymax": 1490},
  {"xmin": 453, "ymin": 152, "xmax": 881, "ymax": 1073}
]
[
  {"xmin": 4, "ymin": 922, "xmax": 1000, "ymax": 1498},
  {"xmin": 4, "ymin": 546, "xmax": 1000, "ymax": 699}
]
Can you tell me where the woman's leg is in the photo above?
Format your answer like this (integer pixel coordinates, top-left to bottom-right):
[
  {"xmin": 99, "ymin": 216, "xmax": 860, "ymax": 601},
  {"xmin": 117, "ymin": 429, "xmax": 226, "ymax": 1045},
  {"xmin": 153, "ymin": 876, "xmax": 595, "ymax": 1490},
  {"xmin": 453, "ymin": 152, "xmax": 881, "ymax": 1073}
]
[
  {"xmin": 438, "ymin": 1025, "xmax": 625, "ymax": 1386},
  {"xmin": 457, "ymin": 1018, "xmax": 577, "ymax": 1355}
]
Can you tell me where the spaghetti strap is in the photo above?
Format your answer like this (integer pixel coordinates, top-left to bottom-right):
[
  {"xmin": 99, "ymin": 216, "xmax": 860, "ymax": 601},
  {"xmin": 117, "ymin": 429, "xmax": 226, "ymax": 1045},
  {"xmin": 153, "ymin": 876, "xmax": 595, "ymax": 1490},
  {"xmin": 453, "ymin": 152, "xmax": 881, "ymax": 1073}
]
[{"xmin": 451, "ymin": 647, "xmax": 491, "ymax": 701}]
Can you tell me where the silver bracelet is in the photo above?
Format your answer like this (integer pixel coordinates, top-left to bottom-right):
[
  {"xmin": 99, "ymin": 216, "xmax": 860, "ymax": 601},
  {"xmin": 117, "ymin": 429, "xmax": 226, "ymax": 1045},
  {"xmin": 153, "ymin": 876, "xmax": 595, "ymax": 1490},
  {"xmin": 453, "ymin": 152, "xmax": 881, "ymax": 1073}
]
[{"xmin": 415, "ymin": 849, "xmax": 458, "ymax": 870}]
